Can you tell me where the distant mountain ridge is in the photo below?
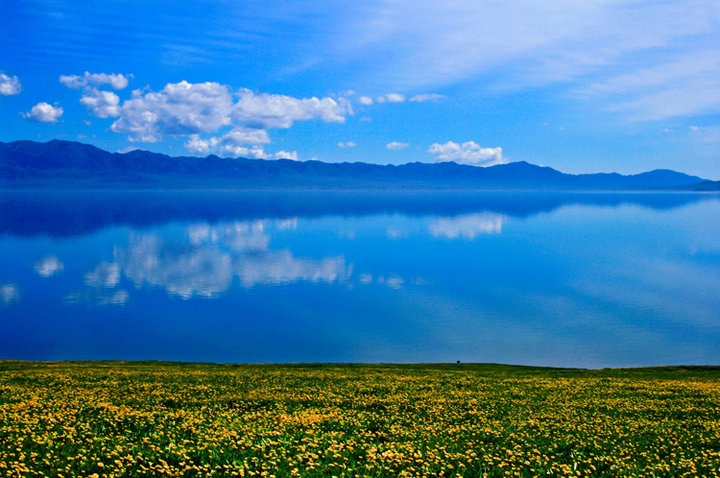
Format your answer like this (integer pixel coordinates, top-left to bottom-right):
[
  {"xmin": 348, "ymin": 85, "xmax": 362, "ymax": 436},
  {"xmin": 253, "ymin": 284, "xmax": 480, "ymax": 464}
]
[{"xmin": 0, "ymin": 139, "xmax": 710, "ymax": 190}]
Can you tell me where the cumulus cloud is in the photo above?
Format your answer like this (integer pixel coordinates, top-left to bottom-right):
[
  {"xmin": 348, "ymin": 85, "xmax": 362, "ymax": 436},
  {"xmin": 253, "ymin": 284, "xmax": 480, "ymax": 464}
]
[
  {"xmin": 218, "ymin": 145, "xmax": 297, "ymax": 160},
  {"xmin": 428, "ymin": 141, "xmax": 504, "ymax": 166},
  {"xmin": 111, "ymin": 81, "xmax": 234, "ymax": 142},
  {"xmin": 358, "ymin": 96, "xmax": 374, "ymax": 105},
  {"xmin": 34, "ymin": 256, "xmax": 64, "ymax": 277},
  {"xmin": 377, "ymin": 93, "xmax": 406, "ymax": 103},
  {"xmin": 184, "ymin": 128, "xmax": 295, "ymax": 159},
  {"xmin": 387, "ymin": 141, "xmax": 409, "ymax": 150},
  {"xmin": 0, "ymin": 73, "xmax": 21, "ymax": 95},
  {"xmin": 22, "ymin": 102, "xmax": 63, "ymax": 123},
  {"xmin": 222, "ymin": 145, "xmax": 271, "ymax": 159},
  {"xmin": 232, "ymin": 88, "xmax": 351, "ymax": 129},
  {"xmin": 410, "ymin": 93, "xmax": 446, "ymax": 102},
  {"xmin": 104, "ymin": 81, "xmax": 351, "ymax": 144},
  {"xmin": 80, "ymin": 89, "xmax": 121, "ymax": 118},
  {"xmin": 185, "ymin": 135, "xmax": 218, "ymax": 155},
  {"xmin": 59, "ymin": 72, "xmax": 131, "ymax": 90},
  {"xmin": 220, "ymin": 127, "xmax": 272, "ymax": 145},
  {"xmin": 274, "ymin": 151, "xmax": 299, "ymax": 160},
  {"xmin": 338, "ymin": 141, "xmax": 357, "ymax": 148}
]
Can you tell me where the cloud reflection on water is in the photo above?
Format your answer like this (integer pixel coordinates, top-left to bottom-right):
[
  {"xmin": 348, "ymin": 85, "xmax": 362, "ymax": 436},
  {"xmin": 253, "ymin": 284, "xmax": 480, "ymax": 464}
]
[
  {"xmin": 84, "ymin": 262, "xmax": 121, "ymax": 288},
  {"xmin": 3, "ymin": 193, "xmax": 719, "ymax": 366},
  {"xmin": 64, "ymin": 289, "xmax": 129, "ymax": 306},
  {"xmin": 73, "ymin": 213, "xmax": 505, "ymax": 301},
  {"xmin": 34, "ymin": 256, "xmax": 64, "ymax": 277},
  {"xmin": 429, "ymin": 213, "xmax": 504, "ymax": 239},
  {"xmin": 0, "ymin": 284, "xmax": 20, "ymax": 305},
  {"xmin": 117, "ymin": 220, "xmax": 351, "ymax": 299}
]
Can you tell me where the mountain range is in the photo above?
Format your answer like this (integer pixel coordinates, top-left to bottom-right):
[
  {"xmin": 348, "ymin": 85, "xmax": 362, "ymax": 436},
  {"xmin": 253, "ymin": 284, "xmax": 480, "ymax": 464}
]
[{"xmin": 0, "ymin": 139, "xmax": 715, "ymax": 190}]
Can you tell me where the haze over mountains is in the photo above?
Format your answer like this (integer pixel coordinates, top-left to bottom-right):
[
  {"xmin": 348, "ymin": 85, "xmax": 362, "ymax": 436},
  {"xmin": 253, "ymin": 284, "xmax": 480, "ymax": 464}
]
[{"xmin": 0, "ymin": 139, "xmax": 714, "ymax": 190}]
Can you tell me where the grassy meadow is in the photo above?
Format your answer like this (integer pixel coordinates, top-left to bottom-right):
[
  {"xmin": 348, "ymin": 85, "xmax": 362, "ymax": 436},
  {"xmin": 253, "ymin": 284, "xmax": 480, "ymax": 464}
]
[{"xmin": 0, "ymin": 361, "xmax": 719, "ymax": 477}]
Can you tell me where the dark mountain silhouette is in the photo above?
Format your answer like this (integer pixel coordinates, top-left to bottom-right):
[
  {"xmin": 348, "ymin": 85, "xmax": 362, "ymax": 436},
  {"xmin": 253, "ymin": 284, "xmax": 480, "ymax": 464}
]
[
  {"xmin": 678, "ymin": 180, "xmax": 720, "ymax": 191},
  {"xmin": 0, "ymin": 139, "xmax": 708, "ymax": 190}
]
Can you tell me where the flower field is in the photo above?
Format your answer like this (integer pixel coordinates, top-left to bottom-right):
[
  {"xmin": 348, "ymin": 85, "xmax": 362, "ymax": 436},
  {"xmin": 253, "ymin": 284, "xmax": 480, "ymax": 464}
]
[{"xmin": 0, "ymin": 362, "xmax": 719, "ymax": 477}]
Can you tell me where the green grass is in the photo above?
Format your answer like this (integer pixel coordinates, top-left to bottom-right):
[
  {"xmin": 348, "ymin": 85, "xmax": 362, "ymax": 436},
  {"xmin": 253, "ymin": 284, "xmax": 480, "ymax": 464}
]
[{"xmin": 0, "ymin": 361, "xmax": 719, "ymax": 477}]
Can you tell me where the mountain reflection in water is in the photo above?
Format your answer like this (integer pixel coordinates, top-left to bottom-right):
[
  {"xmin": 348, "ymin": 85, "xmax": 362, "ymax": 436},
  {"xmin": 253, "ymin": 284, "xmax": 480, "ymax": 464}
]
[{"xmin": 0, "ymin": 190, "xmax": 719, "ymax": 367}]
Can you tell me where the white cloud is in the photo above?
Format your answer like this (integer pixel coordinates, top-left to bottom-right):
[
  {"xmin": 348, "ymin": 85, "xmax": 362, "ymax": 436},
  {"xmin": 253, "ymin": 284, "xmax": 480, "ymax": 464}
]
[
  {"xmin": 338, "ymin": 141, "xmax": 357, "ymax": 148},
  {"xmin": 345, "ymin": 1, "xmax": 717, "ymax": 88},
  {"xmin": 387, "ymin": 141, "xmax": 409, "ymax": 150},
  {"xmin": 34, "ymin": 256, "xmax": 64, "ymax": 277},
  {"xmin": 60, "ymin": 72, "xmax": 131, "ymax": 90},
  {"xmin": 583, "ymin": 50, "xmax": 720, "ymax": 121},
  {"xmin": 185, "ymin": 128, "xmax": 294, "ymax": 159},
  {"xmin": 275, "ymin": 151, "xmax": 299, "ymax": 161},
  {"xmin": 111, "ymin": 81, "xmax": 234, "ymax": 142},
  {"xmin": 328, "ymin": 1, "xmax": 720, "ymax": 120},
  {"xmin": 185, "ymin": 135, "xmax": 218, "ymax": 155},
  {"xmin": 0, "ymin": 284, "xmax": 19, "ymax": 305},
  {"xmin": 358, "ymin": 96, "xmax": 374, "ymax": 105},
  {"xmin": 233, "ymin": 88, "xmax": 351, "ymax": 129},
  {"xmin": 22, "ymin": 102, "xmax": 63, "ymax": 123},
  {"xmin": 107, "ymin": 81, "xmax": 351, "ymax": 143},
  {"xmin": 222, "ymin": 145, "xmax": 270, "ymax": 159},
  {"xmin": 409, "ymin": 93, "xmax": 446, "ymax": 102},
  {"xmin": 80, "ymin": 89, "xmax": 121, "ymax": 118},
  {"xmin": 220, "ymin": 145, "xmax": 298, "ymax": 161},
  {"xmin": 0, "ymin": 73, "xmax": 21, "ymax": 95},
  {"xmin": 377, "ymin": 93, "xmax": 405, "ymax": 103},
  {"xmin": 220, "ymin": 127, "xmax": 271, "ymax": 146},
  {"xmin": 428, "ymin": 141, "xmax": 504, "ymax": 166}
]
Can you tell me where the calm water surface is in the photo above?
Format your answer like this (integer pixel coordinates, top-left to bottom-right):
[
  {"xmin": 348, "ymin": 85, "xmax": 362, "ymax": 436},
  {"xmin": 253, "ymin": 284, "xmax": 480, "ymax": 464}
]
[{"xmin": 1, "ymin": 190, "xmax": 719, "ymax": 367}]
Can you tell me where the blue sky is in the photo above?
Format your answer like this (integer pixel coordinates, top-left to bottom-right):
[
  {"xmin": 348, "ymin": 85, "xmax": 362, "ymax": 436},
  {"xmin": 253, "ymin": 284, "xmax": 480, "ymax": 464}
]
[{"xmin": 1, "ymin": 0, "xmax": 719, "ymax": 177}]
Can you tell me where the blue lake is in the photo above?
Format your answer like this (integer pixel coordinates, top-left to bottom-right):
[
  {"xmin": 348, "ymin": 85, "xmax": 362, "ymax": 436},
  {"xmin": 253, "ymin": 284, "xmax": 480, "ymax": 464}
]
[{"xmin": 1, "ymin": 190, "xmax": 719, "ymax": 367}]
